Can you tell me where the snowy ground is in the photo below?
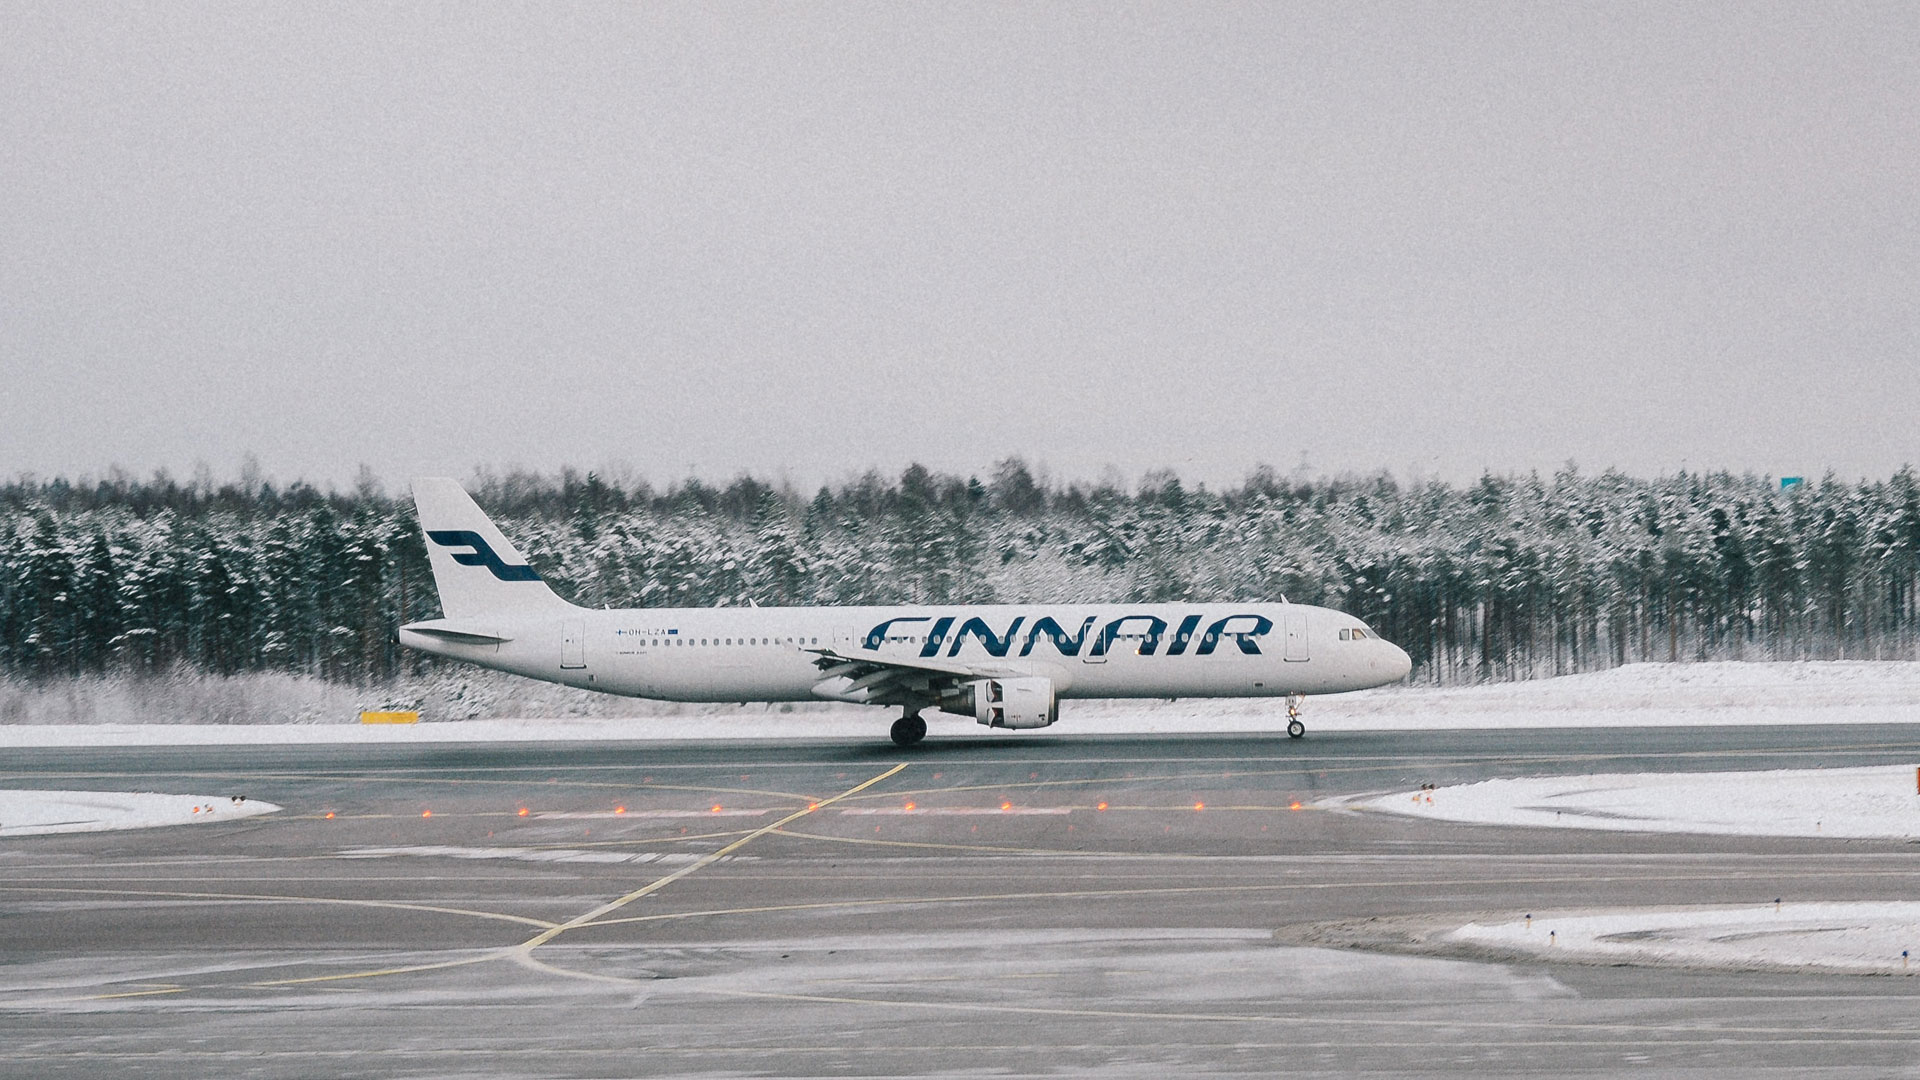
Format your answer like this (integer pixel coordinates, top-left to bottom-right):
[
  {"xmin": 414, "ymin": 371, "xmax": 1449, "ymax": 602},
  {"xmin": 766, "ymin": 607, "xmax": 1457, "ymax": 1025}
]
[
  {"xmin": 1346, "ymin": 758, "xmax": 1920, "ymax": 975},
  {"xmin": 2, "ymin": 660, "xmax": 1918, "ymax": 746},
  {"xmin": 1352, "ymin": 764, "xmax": 1920, "ymax": 840},
  {"xmin": 0, "ymin": 790, "xmax": 281, "ymax": 836},
  {"xmin": 1451, "ymin": 903, "xmax": 1920, "ymax": 975}
]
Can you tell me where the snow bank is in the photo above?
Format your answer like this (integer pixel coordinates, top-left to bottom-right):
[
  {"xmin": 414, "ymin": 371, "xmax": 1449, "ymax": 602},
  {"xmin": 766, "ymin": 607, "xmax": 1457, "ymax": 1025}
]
[
  {"xmin": 3, "ymin": 661, "xmax": 1919, "ymax": 746},
  {"xmin": 0, "ymin": 670, "xmax": 372, "ymax": 726},
  {"xmin": 0, "ymin": 790, "xmax": 281, "ymax": 836},
  {"xmin": 1451, "ymin": 903, "xmax": 1920, "ymax": 975},
  {"xmin": 1355, "ymin": 765, "xmax": 1920, "ymax": 839}
]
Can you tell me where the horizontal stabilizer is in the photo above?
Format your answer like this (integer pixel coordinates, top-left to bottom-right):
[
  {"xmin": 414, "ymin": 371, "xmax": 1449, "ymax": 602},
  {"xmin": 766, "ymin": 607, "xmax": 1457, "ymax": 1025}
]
[{"xmin": 399, "ymin": 619, "xmax": 514, "ymax": 645}]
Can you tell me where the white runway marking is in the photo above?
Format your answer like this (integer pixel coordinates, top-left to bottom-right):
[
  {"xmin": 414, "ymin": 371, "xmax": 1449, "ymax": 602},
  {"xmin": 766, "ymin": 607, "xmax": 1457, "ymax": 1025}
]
[
  {"xmin": 534, "ymin": 808, "xmax": 772, "ymax": 819},
  {"xmin": 839, "ymin": 806, "xmax": 1073, "ymax": 816},
  {"xmin": 336, "ymin": 845, "xmax": 738, "ymax": 866}
]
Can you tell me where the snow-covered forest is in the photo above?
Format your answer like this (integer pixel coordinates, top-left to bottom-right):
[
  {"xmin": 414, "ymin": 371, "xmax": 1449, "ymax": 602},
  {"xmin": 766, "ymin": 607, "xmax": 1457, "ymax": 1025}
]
[{"xmin": 5, "ymin": 461, "xmax": 1920, "ymax": 687}]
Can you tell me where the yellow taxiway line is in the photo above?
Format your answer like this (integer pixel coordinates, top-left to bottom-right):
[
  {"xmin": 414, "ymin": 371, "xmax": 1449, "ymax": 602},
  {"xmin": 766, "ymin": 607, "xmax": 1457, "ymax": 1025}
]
[
  {"xmin": 203, "ymin": 762, "xmax": 913, "ymax": 993},
  {"xmin": 513, "ymin": 763, "xmax": 908, "ymax": 956}
]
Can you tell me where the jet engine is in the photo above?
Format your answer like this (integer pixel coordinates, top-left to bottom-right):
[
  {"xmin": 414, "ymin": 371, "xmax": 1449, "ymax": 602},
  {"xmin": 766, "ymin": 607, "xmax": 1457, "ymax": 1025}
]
[{"xmin": 939, "ymin": 676, "xmax": 1058, "ymax": 729}]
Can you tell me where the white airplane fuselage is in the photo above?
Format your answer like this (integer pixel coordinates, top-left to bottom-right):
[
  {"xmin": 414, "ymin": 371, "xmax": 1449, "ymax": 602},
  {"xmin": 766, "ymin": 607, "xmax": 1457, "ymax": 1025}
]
[{"xmin": 399, "ymin": 601, "xmax": 1412, "ymax": 704}]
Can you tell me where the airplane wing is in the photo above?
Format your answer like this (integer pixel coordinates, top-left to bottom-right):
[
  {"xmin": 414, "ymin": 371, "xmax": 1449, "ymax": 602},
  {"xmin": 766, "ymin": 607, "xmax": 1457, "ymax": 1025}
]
[
  {"xmin": 802, "ymin": 647, "xmax": 993, "ymax": 680},
  {"xmin": 802, "ymin": 647, "xmax": 1016, "ymax": 704}
]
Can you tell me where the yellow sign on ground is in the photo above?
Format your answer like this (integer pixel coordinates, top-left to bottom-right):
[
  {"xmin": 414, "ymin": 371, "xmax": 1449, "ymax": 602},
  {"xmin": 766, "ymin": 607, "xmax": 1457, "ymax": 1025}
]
[{"xmin": 360, "ymin": 711, "xmax": 419, "ymax": 724}]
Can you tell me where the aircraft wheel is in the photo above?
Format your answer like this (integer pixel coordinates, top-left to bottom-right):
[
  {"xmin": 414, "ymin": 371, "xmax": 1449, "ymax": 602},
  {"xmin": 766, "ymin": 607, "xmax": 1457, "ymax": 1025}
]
[
  {"xmin": 1286, "ymin": 718, "xmax": 1305, "ymax": 740},
  {"xmin": 891, "ymin": 715, "xmax": 927, "ymax": 747}
]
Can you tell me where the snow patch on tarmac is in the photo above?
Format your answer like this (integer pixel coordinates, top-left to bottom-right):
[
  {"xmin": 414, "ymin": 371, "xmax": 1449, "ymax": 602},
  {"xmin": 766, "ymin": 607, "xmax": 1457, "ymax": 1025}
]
[
  {"xmin": 1356, "ymin": 765, "xmax": 1920, "ymax": 839},
  {"xmin": 0, "ymin": 790, "xmax": 281, "ymax": 836},
  {"xmin": 1451, "ymin": 903, "xmax": 1920, "ymax": 974}
]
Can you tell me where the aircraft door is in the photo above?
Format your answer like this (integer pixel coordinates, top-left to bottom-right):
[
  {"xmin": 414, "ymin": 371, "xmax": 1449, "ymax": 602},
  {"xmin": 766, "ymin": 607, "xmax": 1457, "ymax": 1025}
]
[
  {"xmin": 561, "ymin": 619, "xmax": 586, "ymax": 669},
  {"xmin": 1283, "ymin": 611, "xmax": 1309, "ymax": 662}
]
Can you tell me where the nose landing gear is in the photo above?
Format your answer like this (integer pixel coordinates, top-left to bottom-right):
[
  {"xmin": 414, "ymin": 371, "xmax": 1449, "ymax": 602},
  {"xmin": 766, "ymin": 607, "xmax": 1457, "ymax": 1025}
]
[
  {"xmin": 890, "ymin": 710, "xmax": 927, "ymax": 747},
  {"xmin": 1286, "ymin": 694, "xmax": 1306, "ymax": 739}
]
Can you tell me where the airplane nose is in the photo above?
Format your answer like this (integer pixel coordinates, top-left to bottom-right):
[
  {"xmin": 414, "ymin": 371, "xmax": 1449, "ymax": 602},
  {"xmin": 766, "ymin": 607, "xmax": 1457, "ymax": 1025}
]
[{"xmin": 1385, "ymin": 642, "xmax": 1412, "ymax": 682}]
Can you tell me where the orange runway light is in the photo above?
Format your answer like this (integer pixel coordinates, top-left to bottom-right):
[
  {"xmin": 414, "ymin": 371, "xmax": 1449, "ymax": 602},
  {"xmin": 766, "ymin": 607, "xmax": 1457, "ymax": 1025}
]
[
  {"xmin": 710, "ymin": 804, "xmax": 723, "ymax": 813},
  {"xmin": 323, "ymin": 812, "xmax": 335, "ymax": 819},
  {"xmin": 518, "ymin": 807, "xmax": 530, "ymax": 817},
  {"xmin": 807, "ymin": 802, "xmax": 820, "ymax": 811},
  {"xmin": 1193, "ymin": 802, "xmax": 1205, "ymax": 811},
  {"xmin": 904, "ymin": 802, "xmax": 916, "ymax": 811},
  {"xmin": 1289, "ymin": 802, "xmax": 1303, "ymax": 811},
  {"xmin": 614, "ymin": 806, "xmax": 626, "ymax": 815},
  {"xmin": 1096, "ymin": 802, "xmax": 1108, "ymax": 812},
  {"xmin": 1001, "ymin": 801, "xmax": 1013, "ymax": 811},
  {"xmin": 421, "ymin": 810, "xmax": 432, "ymax": 818}
]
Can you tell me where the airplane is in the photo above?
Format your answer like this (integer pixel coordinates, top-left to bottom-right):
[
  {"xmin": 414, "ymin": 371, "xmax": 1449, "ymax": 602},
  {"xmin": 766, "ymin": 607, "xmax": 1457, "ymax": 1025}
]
[{"xmin": 398, "ymin": 477, "xmax": 1414, "ymax": 746}]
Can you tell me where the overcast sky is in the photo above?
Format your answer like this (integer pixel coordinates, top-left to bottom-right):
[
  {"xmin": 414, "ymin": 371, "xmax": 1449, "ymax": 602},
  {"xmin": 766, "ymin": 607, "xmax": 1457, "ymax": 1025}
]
[{"xmin": 3, "ymin": 2, "xmax": 1915, "ymax": 493}]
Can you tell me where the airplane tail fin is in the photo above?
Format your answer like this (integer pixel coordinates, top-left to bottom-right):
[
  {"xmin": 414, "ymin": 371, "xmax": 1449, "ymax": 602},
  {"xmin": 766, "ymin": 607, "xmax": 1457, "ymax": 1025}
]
[{"xmin": 411, "ymin": 477, "xmax": 573, "ymax": 619}]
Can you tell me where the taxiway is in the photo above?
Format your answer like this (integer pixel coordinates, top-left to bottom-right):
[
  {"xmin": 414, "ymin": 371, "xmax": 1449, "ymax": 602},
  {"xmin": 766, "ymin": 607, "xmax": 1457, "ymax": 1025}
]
[{"xmin": 4, "ymin": 726, "xmax": 1919, "ymax": 1077}]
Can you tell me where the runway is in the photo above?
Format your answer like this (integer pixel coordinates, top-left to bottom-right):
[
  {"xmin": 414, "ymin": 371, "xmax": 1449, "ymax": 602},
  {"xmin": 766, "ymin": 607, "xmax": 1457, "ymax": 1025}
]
[{"xmin": 5, "ymin": 725, "xmax": 1920, "ymax": 1078}]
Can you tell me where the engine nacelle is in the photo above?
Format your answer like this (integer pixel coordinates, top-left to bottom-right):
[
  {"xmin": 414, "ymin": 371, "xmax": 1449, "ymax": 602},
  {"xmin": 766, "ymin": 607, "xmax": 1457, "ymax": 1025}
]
[{"xmin": 940, "ymin": 676, "xmax": 1058, "ymax": 730}]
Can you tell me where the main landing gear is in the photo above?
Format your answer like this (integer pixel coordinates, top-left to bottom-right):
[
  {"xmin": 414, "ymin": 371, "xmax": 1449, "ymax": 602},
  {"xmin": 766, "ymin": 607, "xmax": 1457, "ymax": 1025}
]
[
  {"xmin": 890, "ymin": 710, "xmax": 927, "ymax": 748},
  {"xmin": 1286, "ymin": 694, "xmax": 1306, "ymax": 740}
]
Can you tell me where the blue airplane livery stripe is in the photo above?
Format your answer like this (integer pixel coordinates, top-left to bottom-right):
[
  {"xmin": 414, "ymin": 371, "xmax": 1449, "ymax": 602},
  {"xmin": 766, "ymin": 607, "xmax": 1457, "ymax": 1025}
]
[{"xmin": 427, "ymin": 530, "xmax": 543, "ymax": 582}]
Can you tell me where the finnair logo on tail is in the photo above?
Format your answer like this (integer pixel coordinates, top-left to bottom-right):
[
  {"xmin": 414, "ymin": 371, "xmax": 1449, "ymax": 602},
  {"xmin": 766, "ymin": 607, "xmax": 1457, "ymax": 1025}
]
[{"xmin": 427, "ymin": 531, "xmax": 542, "ymax": 582}]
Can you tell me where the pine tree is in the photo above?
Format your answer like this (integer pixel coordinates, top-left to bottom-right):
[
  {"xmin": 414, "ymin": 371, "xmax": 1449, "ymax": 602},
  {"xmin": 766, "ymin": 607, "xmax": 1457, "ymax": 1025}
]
[{"xmin": 73, "ymin": 531, "xmax": 122, "ymax": 673}]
